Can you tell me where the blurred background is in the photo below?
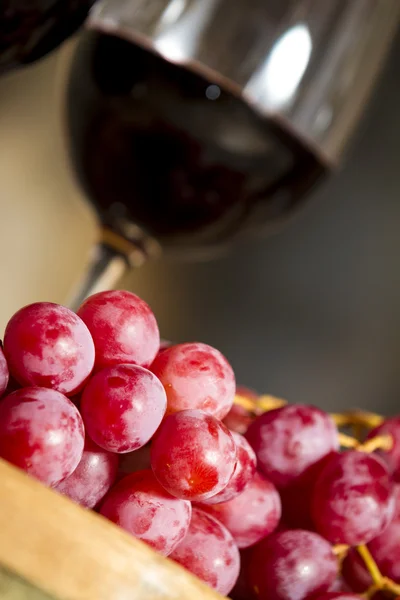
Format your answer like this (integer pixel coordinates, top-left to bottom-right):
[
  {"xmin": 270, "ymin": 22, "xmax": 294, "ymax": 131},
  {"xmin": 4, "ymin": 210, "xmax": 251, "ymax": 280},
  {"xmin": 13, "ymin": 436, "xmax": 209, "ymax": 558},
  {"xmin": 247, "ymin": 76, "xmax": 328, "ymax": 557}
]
[{"xmin": 1, "ymin": 30, "xmax": 400, "ymax": 416}]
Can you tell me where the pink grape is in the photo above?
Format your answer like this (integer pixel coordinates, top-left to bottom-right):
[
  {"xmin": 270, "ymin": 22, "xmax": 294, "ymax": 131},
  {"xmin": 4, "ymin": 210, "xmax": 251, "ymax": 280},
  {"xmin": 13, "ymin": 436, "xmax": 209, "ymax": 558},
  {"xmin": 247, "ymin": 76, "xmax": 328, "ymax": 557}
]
[
  {"xmin": 0, "ymin": 346, "xmax": 9, "ymax": 397},
  {"xmin": 394, "ymin": 483, "xmax": 400, "ymax": 518},
  {"xmin": 223, "ymin": 403, "xmax": 254, "ymax": 435},
  {"xmin": 366, "ymin": 416, "xmax": 400, "ymax": 480},
  {"xmin": 342, "ymin": 516, "xmax": 400, "ymax": 590},
  {"xmin": 55, "ymin": 436, "xmax": 119, "ymax": 508},
  {"xmin": 246, "ymin": 404, "xmax": 339, "ymax": 489},
  {"xmin": 199, "ymin": 471, "xmax": 281, "ymax": 548},
  {"xmin": 311, "ymin": 451, "xmax": 395, "ymax": 545},
  {"xmin": 202, "ymin": 432, "xmax": 256, "ymax": 504},
  {"xmin": 223, "ymin": 386, "xmax": 259, "ymax": 435},
  {"xmin": 150, "ymin": 409, "xmax": 237, "ymax": 501},
  {"xmin": 100, "ymin": 469, "xmax": 191, "ymax": 556},
  {"xmin": 150, "ymin": 342, "xmax": 235, "ymax": 419},
  {"xmin": 368, "ymin": 518, "xmax": 400, "ymax": 582},
  {"xmin": 0, "ymin": 387, "xmax": 84, "ymax": 486},
  {"xmin": 77, "ymin": 290, "xmax": 159, "ymax": 370},
  {"xmin": 159, "ymin": 339, "xmax": 172, "ymax": 351},
  {"xmin": 3, "ymin": 302, "xmax": 95, "ymax": 395},
  {"xmin": 314, "ymin": 595, "xmax": 363, "ymax": 600},
  {"xmin": 170, "ymin": 507, "xmax": 240, "ymax": 595},
  {"xmin": 80, "ymin": 364, "xmax": 167, "ymax": 453},
  {"xmin": 328, "ymin": 578, "xmax": 353, "ymax": 594},
  {"xmin": 248, "ymin": 529, "xmax": 338, "ymax": 600}
]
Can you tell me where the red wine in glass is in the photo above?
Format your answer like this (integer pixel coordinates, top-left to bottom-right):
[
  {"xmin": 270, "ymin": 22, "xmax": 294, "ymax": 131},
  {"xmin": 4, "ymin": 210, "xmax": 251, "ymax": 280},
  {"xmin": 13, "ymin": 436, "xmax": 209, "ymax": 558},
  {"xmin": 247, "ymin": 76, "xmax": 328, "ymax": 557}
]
[{"xmin": 2, "ymin": 0, "xmax": 399, "ymax": 306}]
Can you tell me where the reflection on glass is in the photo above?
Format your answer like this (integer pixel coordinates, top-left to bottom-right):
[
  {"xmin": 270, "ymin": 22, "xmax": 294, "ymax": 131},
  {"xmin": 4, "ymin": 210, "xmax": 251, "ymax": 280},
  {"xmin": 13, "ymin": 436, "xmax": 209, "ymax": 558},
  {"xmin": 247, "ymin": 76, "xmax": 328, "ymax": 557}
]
[
  {"xmin": 247, "ymin": 24, "xmax": 313, "ymax": 110},
  {"xmin": 155, "ymin": 0, "xmax": 217, "ymax": 63}
]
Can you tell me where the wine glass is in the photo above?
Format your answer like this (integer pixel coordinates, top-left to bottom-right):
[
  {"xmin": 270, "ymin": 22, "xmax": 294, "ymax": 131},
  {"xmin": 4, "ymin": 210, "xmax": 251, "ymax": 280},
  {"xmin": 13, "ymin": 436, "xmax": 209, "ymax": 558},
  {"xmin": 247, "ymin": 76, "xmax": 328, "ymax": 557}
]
[{"xmin": 3, "ymin": 1, "xmax": 400, "ymax": 307}]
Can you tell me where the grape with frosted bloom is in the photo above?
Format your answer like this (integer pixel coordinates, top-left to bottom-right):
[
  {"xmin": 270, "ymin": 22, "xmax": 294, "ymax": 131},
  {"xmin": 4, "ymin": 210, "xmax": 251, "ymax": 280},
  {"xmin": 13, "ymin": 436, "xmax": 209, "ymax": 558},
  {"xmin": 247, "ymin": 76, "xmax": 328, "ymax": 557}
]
[
  {"xmin": 223, "ymin": 386, "xmax": 259, "ymax": 435},
  {"xmin": 366, "ymin": 416, "xmax": 400, "ymax": 480},
  {"xmin": 0, "ymin": 387, "xmax": 84, "ymax": 486},
  {"xmin": 151, "ymin": 409, "xmax": 237, "ymax": 501},
  {"xmin": 245, "ymin": 404, "xmax": 339, "ymax": 489},
  {"xmin": 199, "ymin": 471, "xmax": 281, "ymax": 548},
  {"xmin": 4, "ymin": 302, "xmax": 95, "ymax": 395},
  {"xmin": 100, "ymin": 470, "xmax": 191, "ymax": 556},
  {"xmin": 170, "ymin": 507, "xmax": 240, "ymax": 596},
  {"xmin": 248, "ymin": 529, "xmax": 338, "ymax": 600},
  {"xmin": 80, "ymin": 364, "xmax": 166, "ymax": 453},
  {"xmin": 342, "ymin": 519, "xmax": 400, "ymax": 591},
  {"xmin": 393, "ymin": 484, "xmax": 400, "ymax": 518},
  {"xmin": 150, "ymin": 342, "xmax": 235, "ymax": 420},
  {"xmin": 311, "ymin": 451, "xmax": 395, "ymax": 545},
  {"xmin": 314, "ymin": 594, "xmax": 363, "ymax": 600},
  {"xmin": 55, "ymin": 436, "xmax": 119, "ymax": 508},
  {"xmin": 0, "ymin": 346, "xmax": 9, "ymax": 397},
  {"xmin": 328, "ymin": 578, "xmax": 353, "ymax": 594},
  {"xmin": 77, "ymin": 290, "xmax": 160, "ymax": 370},
  {"xmin": 368, "ymin": 518, "xmax": 400, "ymax": 583},
  {"xmin": 202, "ymin": 432, "xmax": 256, "ymax": 504}
]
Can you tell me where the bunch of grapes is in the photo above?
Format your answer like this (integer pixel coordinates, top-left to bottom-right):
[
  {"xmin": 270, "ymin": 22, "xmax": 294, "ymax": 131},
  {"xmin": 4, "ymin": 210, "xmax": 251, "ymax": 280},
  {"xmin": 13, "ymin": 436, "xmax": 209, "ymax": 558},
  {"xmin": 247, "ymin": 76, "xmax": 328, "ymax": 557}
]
[{"xmin": 0, "ymin": 289, "xmax": 399, "ymax": 600}]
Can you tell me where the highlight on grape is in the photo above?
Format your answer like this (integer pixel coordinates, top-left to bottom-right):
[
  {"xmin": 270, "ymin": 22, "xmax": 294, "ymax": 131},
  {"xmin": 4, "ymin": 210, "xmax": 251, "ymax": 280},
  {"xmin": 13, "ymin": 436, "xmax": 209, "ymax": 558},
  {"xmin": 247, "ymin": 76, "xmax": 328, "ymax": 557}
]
[{"xmin": 0, "ymin": 289, "xmax": 399, "ymax": 598}]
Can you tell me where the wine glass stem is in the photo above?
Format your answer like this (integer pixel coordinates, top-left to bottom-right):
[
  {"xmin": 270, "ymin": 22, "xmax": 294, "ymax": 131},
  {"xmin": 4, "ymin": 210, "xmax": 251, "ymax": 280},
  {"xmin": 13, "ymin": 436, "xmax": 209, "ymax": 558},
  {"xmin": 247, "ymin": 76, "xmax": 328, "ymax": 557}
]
[
  {"xmin": 66, "ymin": 227, "xmax": 153, "ymax": 310},
  {"xmin": 67, "ymin": 242, "xmax": 130, "ymax": 311}
]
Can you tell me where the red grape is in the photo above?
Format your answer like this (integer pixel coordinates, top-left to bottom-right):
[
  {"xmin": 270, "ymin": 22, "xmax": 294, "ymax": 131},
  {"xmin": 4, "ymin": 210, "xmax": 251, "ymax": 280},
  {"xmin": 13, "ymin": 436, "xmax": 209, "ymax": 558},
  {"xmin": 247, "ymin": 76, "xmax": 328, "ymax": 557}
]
[
  {"xmin": 342, "ymin": 516, "xmax": 400, "ymax": 590},
  {"xmin": 314, "ymin": 594, "xmax": 363, "ymax": 600},
  {"xmin": 223, "ymin": 386, "xmax": 259, "ymax": 435},
  {"xmin": 100, "ymin": 469, "xmax": 191, "ymax": 556},
  {"xmin": 246, "ymin": 405, "xmax": 339, "ymax": 489},
  {"xmin": 150, "ymin": 409, "xmax": 237, "ymax": 501},
  {"xmin": 223, "ymin": 404, "xmax": 254, "ymax": 435},
  {"xmin": 150, "ymin": 342, "xmax": 235, "ymax": 419},
  {"xmin": 368, "ymin": 518, "xmax": 400, "ymax": 582},
  {"xmin": 80, "ymin": 364, "xmax": 166, "ymax": 453},
  {"xmin": 366, "ymin": 416, "xmax": 400, "ymax": 480},
  {"xmin": 55, "ymin": 436, "xmax": 119, "ymax": 508},
  {"xmin": 0, "ymin": 387, "xmax": 84, "ymax": 486},
  {"xmin": 4, "ymin": 302, "xmax": 95, "ymax": 395},
  {"xmin": 77, "ymin": 290, "xmax": 159, "ymax": 370},
  {"xmin": 0, "ymin": 346, "xmax": 9, "ymax": 397},
  {"xmin": 199, "ymin": 471, "xmax": 281, "ymax": 548},
  {"xmin": 394, "ymin": 483, "xmax": 400, "ymax": 518},
  {"xmin": 202, "ymin": 432, "xmax": 256, "ymax": 504},
  {"xmin": 248, "ymin": 529, "xmax": 338, "ymax": 600},
  {"xmin": 341, "ymin": 549, "xmax": 371, "ymax": 594},
  {"xmin": 170, "ymin": 507, "xmax": 240, "ymax": 595},
  {"xmin": 280, "ymin": 453, "xmax": 335, "ymax": 531},
  {"xmin": 328, "ymin": 578, "xmax": 353, "ymax": 594},
  {"xmin": 159, "ymin": 339, "xmax": 172, "ymax": 351},
  {"xmin": 311, "ymin": 451, "xmax": 395, "ymax": 545}
]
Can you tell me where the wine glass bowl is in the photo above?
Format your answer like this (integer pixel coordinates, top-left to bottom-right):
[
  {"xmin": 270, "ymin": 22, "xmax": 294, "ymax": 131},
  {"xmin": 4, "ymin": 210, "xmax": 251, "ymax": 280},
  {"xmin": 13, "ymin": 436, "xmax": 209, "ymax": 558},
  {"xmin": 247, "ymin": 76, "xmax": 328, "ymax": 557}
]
[{"xmin": 64, "ymin": 0, "xmax": 400, "ymax": 257}]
